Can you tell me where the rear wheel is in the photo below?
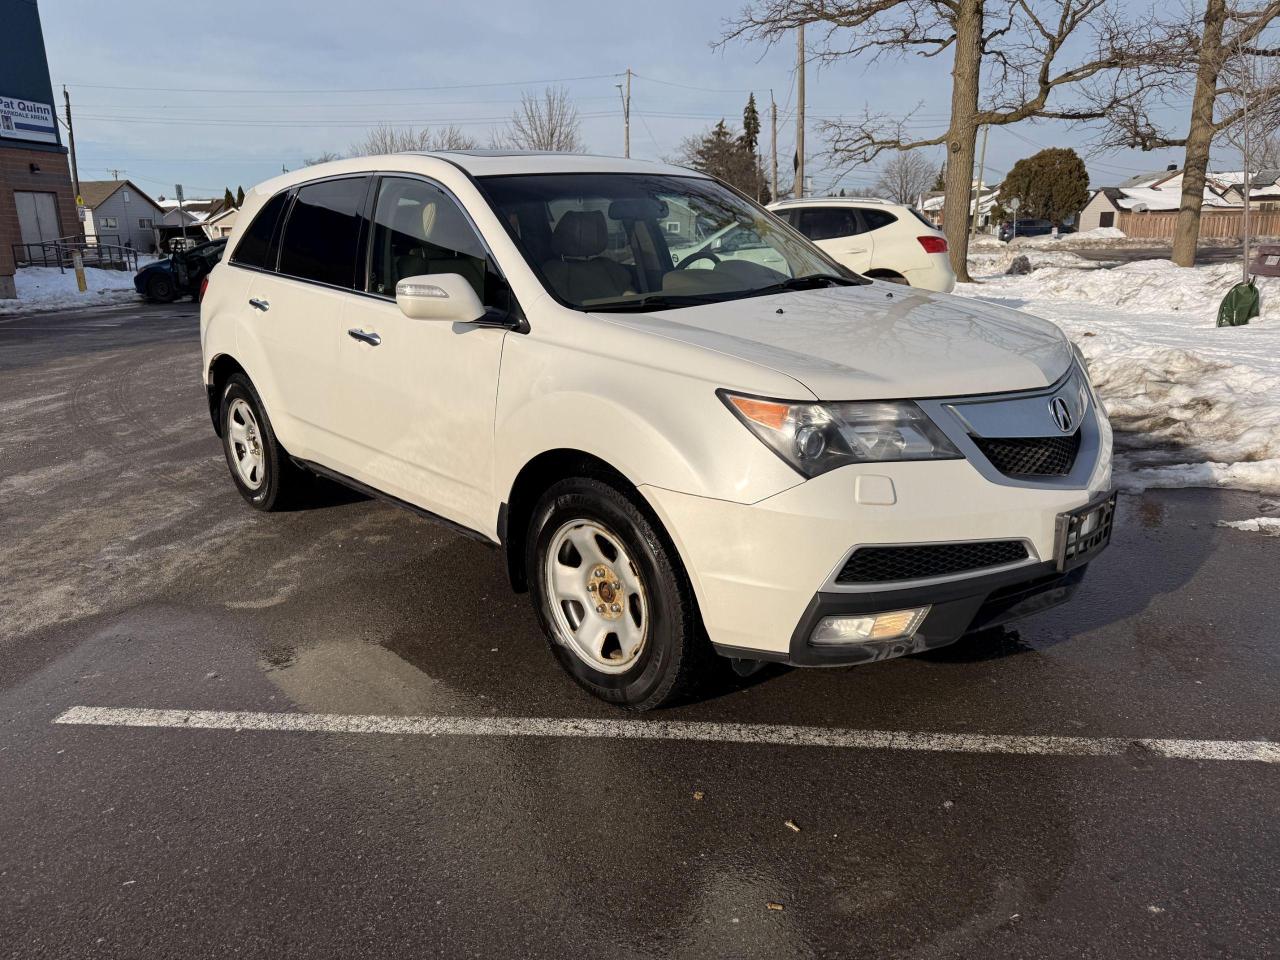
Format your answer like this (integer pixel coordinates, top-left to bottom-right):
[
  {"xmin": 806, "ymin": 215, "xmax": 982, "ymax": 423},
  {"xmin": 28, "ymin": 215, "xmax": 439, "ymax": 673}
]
[
  {"xmin": 218, "ymin": 373, "xmax": 305, "ymax": 511},
  {"xmin": 526, "ymin": 477, "xmax": 709, "ymax": 710}
]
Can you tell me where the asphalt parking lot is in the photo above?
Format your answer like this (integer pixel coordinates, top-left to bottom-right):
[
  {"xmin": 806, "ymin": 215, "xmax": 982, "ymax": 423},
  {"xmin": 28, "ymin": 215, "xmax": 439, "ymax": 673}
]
[{"xmin": 1, "ymin": 299, "xmax": 1278, "ymax": 959}]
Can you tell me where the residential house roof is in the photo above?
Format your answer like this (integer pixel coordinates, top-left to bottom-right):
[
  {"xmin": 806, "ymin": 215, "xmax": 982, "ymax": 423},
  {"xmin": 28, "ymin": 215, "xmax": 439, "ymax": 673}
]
[{"xmin": 77, "ymin": 179, "xmax": 163, "ymax": 211}]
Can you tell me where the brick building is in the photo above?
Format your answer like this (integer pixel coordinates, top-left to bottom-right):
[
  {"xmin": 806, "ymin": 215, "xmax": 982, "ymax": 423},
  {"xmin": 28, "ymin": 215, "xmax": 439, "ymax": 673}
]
[{"xmin": 1, "ymin": 0, "xmax": 77, "ymax": 299}]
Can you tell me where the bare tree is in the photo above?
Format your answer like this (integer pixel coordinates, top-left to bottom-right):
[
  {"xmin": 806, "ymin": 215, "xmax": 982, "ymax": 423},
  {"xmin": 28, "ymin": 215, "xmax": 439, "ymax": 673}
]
[
  {"xmin": 495, "ymin": 86, "xmax": 584, "ymax": 152},
  {"xmin": 873, "ymin": 152, "xmax": 940, "ymax": 204},
  {"xmin": 721, "ymin": 1, "xmax": 1163, "ymax": 281},
  {"xmin": 347, "ymin": 124, "xmax": 479, "ymax": 157},
  {"xmin": 302, "ymin": 150, "xmax": 342, "ymax": 166},
  {"xmin": 1095, "ymin": 0, "xmax": 1280, "ymax": 265}
]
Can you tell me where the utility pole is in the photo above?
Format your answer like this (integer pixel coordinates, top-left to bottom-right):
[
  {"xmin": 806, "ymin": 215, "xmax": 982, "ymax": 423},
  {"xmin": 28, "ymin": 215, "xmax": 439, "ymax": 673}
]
[
  {"xmin": 970, "ymin": 123, "xmax": 989, "ymax": 238},
  {"xmin": 770, "ymin": 90, "xmax": 778, "ymax": 202},
  {"xmin": 795, "ymin": 24, "xmax": 805, "ymax": 199},
  {"xmin": 62, "ymin": 86, "xmax": 83, "ymax": 233},
  {"xmin": 616, "ymin": 69, "xmax": 632, "ymax": 158},
  {"xmin": 108, "ymin": 168, "xmax": 125, "ymax": 180}
]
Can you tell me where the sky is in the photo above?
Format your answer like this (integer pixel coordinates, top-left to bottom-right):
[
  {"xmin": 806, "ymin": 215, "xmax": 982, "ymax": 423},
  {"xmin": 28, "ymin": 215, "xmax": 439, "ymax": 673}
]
[{"xmin": 36, "ymin": 0, "xmax": 1214, "ymax": 202}]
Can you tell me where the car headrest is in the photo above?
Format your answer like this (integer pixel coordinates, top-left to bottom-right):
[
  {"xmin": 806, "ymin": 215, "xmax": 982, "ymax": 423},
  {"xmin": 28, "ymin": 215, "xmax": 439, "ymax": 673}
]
[{"xmin": 552, "ymin": 210, "xmax": 609, "ymax": 258}]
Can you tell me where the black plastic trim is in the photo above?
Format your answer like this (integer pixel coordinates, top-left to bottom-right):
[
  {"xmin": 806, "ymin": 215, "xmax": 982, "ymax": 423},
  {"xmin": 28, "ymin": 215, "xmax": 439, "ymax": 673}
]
[
  {"xmin": 759, "ymin": 559, "xmax": 1086, "ymax": 667},
  {"xmin": 296, "ymin": 459, "xmax": 499, "ymax": 547}
]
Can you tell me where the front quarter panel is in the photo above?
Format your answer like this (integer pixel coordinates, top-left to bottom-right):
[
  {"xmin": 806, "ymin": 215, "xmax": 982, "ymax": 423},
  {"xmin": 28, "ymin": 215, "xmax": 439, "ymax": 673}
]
[{"xmin": 493, "ymin": 299, "xmax": 809, "ymax": 508}]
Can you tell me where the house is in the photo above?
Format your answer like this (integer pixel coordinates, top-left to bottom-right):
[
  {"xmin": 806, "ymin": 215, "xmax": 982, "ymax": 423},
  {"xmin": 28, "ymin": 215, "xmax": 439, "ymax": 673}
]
[
  {"xmin": 920, "ymin": 182, "xmax": 1000, "ymax": 231},
  {"xmin": 203, "ymin": 203, "xmax": 238, "ymax": 238},
  {"xmin": 153, "ymin": 196, "xmax": 221, "ymax": 250},
  {"xmin": 1077, "ymin": 167, "xmax": 1236, "ymax": 231},
  {"xmin": 79, "ymin": 179, "xmax": 164, "ymax": 252},
  {"xmin": 0, "ymin": 0, "xmax": 77, "ymax": 298},
  {"xmin": 1214, "ymin": 169, "xmax": 1280, "ymax": 209}
]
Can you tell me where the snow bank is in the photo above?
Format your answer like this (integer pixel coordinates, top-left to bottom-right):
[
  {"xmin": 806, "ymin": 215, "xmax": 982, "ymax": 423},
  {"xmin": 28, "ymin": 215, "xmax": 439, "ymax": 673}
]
[
  {"xmin": 1217, "ymin": 516, "xmax": 1280, "ymax": 535},
  {"xmin": 956, "ymin": 259, "xmax": 1280, "ymax": 493},
  {"xmin": 0, "ymin": 266, "xmax": 142, "ymax": 316}
]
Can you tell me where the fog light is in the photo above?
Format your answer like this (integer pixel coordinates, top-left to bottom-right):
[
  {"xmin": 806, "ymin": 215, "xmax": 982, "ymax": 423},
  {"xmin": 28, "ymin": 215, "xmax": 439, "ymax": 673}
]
[{"xmin": 809, "ymin": 606, "xmax": 930, "ymax": 646}]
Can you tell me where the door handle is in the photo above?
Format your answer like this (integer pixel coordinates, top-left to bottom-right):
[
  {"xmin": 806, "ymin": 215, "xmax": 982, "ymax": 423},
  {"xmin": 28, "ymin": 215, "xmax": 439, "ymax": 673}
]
[
  {"xmin": 249, "ymin": 298, "xmax": 270, "ymax": 312},
  {"xmin": 347, "ymin": 328, "xmax": 381, "ymax": 346}
]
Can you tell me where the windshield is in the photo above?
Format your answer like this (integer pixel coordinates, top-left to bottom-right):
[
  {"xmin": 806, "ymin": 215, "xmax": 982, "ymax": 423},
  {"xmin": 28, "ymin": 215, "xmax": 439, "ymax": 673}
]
[{"xmin": 477, "ymin": 173, "xmax": 861, "ymax": 311}]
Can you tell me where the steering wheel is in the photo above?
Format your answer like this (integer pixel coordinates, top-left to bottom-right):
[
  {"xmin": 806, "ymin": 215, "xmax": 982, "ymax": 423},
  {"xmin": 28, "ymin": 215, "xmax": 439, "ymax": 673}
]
[{"xmin": 675, "ymin": 249, "xmax": 722, "ymax": 270}]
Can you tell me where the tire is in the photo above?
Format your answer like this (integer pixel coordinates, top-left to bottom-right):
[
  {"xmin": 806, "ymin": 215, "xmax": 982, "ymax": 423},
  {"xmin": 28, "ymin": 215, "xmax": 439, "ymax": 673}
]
[
  {"xmin": 218, "ymin": 373, "xmax": 305, "ymax": 511},
  {"xmin": 146, "ymin": 273, "xmax": 176, "ymax": 302},
  {"xmin": 526, "ymin": 476, "xmax": 711, "ymax": 710}
]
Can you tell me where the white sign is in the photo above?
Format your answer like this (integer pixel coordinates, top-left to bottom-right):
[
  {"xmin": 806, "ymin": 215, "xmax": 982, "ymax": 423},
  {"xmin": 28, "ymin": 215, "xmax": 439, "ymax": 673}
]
[
  {"xmin": 0, "ymin": 93, "xmax": 57, "ymax": 144},
  {"xmin": 175, "ymin": 184, "xmax": 184, "ymax": 202}
]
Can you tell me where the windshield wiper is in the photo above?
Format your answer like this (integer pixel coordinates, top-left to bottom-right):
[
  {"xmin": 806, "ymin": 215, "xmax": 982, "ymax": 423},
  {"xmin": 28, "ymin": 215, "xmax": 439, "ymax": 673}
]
[
  {"xmin": 749, "ymin": 273, "xmax": 863, "ymax": 296},
  {"xmin": 587, "ymin": 293, "xmax": 726, "ymax": 312}
]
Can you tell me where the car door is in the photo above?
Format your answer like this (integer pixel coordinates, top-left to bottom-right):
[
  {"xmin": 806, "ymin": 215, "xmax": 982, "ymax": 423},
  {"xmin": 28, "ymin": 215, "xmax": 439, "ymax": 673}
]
[
  {"xmin": 334, "ymin": 175, "xmax": 508, "ymax": 535},
  {"xmin": 246, "ymin": 176, "xmax": 371, "ymax": 463},
  {"xmin": 794, "ymin": 206, "xmax": 873, "ymax": 273}
]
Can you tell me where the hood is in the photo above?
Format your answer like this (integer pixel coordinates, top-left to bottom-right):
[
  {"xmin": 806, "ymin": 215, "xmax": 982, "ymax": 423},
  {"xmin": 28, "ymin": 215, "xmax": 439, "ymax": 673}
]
[{"xmin": 594, "ymin": 284, "xmax": 1072, "ymax": 400}]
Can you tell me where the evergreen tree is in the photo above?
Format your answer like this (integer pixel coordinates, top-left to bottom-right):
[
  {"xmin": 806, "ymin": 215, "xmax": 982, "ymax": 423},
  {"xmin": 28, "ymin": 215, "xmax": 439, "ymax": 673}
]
[
  {"xmin": 223, "ymin": 187, "xmax": 235, "ymax": 209},
  {"xmin": 235, "ymin": 186, "xmax": 245, "ymax": 208},
  {"xmin": 741, "ymin": 93, "xmax": 760, "ymax": 154},
  {"xmin": 998, "ymin": 148, "xmax": 1089, "ymax": 224}
]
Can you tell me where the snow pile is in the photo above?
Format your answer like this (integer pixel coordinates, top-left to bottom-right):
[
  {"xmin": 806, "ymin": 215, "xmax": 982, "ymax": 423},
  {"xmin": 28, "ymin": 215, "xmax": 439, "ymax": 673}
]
[
  {"xmin": 957, "ymin": 258, "xmax": 1280, "ymax": 493},
  {"xmin": 1217, "ymin": 517, "xmax": 1280, "ymax": 535},
  {"xmin": 1073, "ymin": 226, "xmax": 1127, "ymax": 240},
  {"xmin": 968, "ymin": 246, "xmax": 1098, "ymax": 273},
  {"xmin": 0, "ymin": 265, "xmax": 142, "ymax": 315}
]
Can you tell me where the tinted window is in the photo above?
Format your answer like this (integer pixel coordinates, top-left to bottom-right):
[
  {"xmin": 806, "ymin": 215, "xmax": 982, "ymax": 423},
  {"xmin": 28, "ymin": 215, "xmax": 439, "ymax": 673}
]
[
  {"xmin": 230, "ymin": 191, "xmax": 288, "ymax": 270},
  {"xmin": 907, "ymin": 207, "xmax": 937, "ymax": 229},
  {"xmin": 278, "ymin": 177, "xmax": 370, "ymax": 287},
  {"xmin": 367, "ymin": 177, "xmax": 490, "ymax": 303},
  {"xmin": 861, "ymin": 208, "xmax": 898, "ymax": 231},
  {"xmin": 796, "ymin": 207, "xmax": 860, "ymax": 241}
]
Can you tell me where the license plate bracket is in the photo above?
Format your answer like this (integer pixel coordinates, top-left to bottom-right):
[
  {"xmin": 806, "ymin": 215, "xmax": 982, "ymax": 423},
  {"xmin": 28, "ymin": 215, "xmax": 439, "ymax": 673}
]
[{"xmin": 1054, "ymin": 490, "xmax": 1116, "ymax": 572}]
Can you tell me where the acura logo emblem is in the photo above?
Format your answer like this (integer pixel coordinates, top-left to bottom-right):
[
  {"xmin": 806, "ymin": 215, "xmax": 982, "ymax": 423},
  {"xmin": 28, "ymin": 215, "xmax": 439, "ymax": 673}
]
[{"xmin": 1049, "ymin": 396, "xmax": 1074, "ymax": 433}]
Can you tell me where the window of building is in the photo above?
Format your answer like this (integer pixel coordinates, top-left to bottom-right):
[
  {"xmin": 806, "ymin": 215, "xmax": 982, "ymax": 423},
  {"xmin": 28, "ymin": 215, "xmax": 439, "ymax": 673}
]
[
  {"xmin": 278, "ymin": 177, "xmax": 370, "ymax": 287},
  {"xmin": 100, "ymin": 216, "xmax": 118, "ymax": 229},
  {"xmin": 1099, "ymin": 211, "xmax": 1115, "ymax": 228},
  {"xmin": 138, "ymin": 218, "xmax": 153, "ymax": 229}
]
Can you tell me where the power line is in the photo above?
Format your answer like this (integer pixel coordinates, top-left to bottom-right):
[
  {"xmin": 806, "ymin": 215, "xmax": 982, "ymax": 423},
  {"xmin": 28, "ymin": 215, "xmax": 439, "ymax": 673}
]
[
  {"xmin": 629, "ymin": 72, "xmax": 757, "ymax": 94},
  {"xmin": 58, "ymin": 73, "xmax": 624, "ymax": 95}
]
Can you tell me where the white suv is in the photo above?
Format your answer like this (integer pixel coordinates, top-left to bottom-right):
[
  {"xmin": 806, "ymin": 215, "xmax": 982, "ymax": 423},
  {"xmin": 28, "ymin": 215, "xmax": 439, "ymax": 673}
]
[
  {"xmin": 768, "ymin": 197, "xmax": 956, "ymax": 292},
  {"xmin": 201, "ymin": 151, "xmax": 1113, "ymax": 710}
]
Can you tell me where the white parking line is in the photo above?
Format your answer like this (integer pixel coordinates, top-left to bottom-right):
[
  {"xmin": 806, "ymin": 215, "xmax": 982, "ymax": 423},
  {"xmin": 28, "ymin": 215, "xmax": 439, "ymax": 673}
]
[{"xmin": 54, "ymin": 706, "xmax": 1279, "ymax": 764}]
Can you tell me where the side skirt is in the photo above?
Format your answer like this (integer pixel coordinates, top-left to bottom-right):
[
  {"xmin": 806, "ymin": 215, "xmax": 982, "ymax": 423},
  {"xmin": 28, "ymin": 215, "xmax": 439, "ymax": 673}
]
[{"xmin": 294, "ymin": 458, "xmax": 500, "ymax": 549}]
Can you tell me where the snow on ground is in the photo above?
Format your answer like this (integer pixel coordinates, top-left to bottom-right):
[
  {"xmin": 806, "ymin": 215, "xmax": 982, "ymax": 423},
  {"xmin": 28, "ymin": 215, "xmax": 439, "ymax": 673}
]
[
  {"xmin": 0, "ymin": 265, "xmax": 143, "ymax": 316},
  {"xmin": 1217, "ymin": 516, "xmax": 1280, "ymax": 535},
  {"xmin": 958, "ymin": 256, "xmax": 1280, "ymax": 494}
]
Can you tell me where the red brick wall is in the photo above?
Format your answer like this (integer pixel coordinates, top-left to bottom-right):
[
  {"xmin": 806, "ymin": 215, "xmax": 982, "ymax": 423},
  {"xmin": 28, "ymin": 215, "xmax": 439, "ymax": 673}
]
[{"xmin": 0, "ymin": 145, "xmax": 77, "ymax": 279}]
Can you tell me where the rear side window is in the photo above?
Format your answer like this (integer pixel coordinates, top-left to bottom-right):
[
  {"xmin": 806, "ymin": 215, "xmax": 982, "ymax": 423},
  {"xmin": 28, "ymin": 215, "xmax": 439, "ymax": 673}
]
[
  {"xmin": 907, "ymin": 207, "xmax": 937, "ymax": 229},
  {"xmin": 861, "ymin": 208, "xmax": 898, "ymax": 231},
  {"xmin": 278, "ymin": 177, "xmax": 370, "ymax": 288},
  {"xmin": 796, "ymin": 207, "xmax": 860, "ymax": 241},
  {"xmin": 230, "ymin": 192, "xmax": 288, "ymax": 270}
]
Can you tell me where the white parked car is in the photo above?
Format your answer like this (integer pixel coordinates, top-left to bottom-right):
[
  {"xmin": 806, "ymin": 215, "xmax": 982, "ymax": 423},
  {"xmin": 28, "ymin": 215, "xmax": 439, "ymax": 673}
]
[
  {"xmin": 201, "ymin": 151, "xmax": 1113, "ymax": 710},
  {"xmin": 768, "ymin": 197, "xmax": 956, "ymax": 292}
]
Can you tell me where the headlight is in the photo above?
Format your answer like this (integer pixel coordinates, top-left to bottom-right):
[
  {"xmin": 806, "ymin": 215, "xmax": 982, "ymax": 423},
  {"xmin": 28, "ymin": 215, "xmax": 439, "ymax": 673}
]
[{"xmin": 719, "ymin": 391, "xmax": 962, "ymax": 478}]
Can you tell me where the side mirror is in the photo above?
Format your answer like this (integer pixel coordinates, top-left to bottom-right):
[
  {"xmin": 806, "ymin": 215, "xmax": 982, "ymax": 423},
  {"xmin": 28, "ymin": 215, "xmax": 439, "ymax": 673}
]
[{"xmin": 395, "ymin": 273, "xmax": 485, "ymax": 323}]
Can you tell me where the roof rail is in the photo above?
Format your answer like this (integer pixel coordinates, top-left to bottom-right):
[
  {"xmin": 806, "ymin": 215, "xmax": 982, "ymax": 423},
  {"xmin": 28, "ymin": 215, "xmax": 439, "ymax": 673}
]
[{"xmin": 773, "ymin": 195, "xmax": 893, "ymax": 205}]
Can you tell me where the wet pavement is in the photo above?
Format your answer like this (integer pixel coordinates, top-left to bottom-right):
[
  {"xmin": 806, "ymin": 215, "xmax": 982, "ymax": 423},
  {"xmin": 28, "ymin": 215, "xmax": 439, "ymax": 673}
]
[{"xmin": 1, "ymin": 300, "xmax": 1278, "ymax": 959}]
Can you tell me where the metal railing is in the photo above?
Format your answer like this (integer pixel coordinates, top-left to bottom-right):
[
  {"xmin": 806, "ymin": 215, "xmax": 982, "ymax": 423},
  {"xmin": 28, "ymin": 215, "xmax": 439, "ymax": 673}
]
[{"xmin": 11, "ymin": 237, "xmax": 139, "ymax": 273}]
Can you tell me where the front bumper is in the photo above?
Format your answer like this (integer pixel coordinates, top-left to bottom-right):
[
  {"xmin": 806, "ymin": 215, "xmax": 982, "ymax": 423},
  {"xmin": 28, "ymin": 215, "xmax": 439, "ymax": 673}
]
[{"xmin": 641, "ymin": 455, "xmax": 1112, "ymax": 664}]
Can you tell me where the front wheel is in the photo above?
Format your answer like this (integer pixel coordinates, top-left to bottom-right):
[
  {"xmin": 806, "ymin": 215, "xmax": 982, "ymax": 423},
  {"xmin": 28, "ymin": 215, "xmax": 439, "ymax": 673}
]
[{"xmin": 526, "ymin": 477, "xmax": 709, "ymax": 710}]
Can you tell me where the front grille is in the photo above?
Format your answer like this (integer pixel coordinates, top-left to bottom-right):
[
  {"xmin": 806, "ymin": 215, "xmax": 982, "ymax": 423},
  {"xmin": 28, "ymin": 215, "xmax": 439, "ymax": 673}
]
[
  {"xmin": 973, "ymin": 431, "xmax": 1081, "ymax": 477},
  {"xmin": 836, "ymin": 540, "xmax": 1030, "ymax": 584}
]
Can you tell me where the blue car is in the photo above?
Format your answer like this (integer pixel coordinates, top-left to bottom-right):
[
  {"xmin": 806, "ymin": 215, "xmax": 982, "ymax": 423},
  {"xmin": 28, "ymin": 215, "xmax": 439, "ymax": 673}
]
[{"xmin": 134, "ymin": 237, "xmax": 227, "ymax": 302}]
